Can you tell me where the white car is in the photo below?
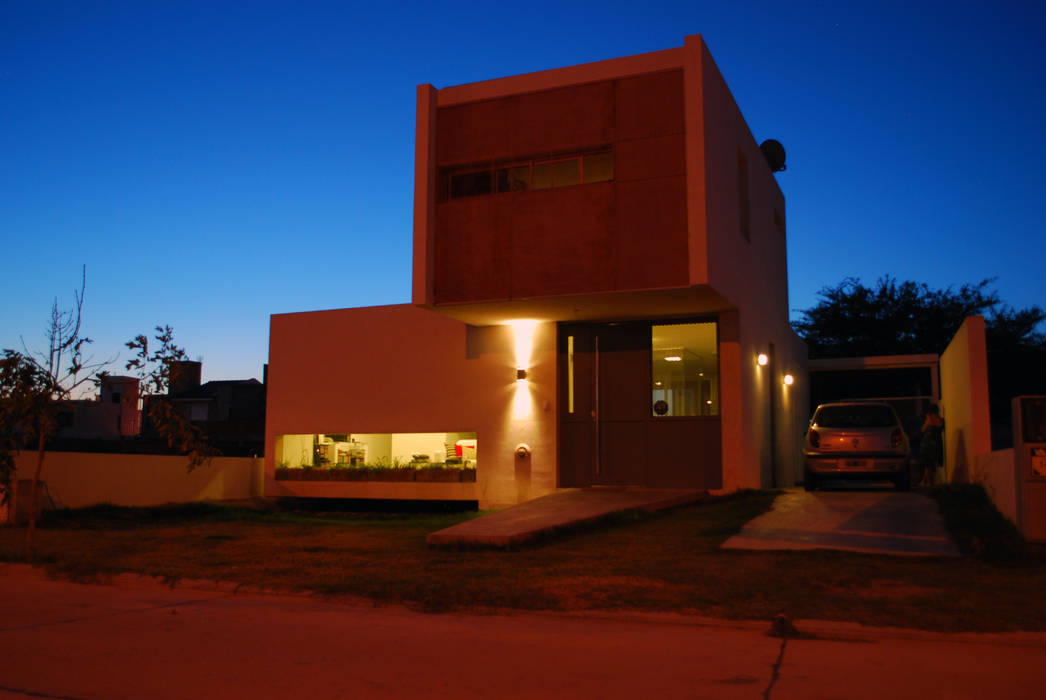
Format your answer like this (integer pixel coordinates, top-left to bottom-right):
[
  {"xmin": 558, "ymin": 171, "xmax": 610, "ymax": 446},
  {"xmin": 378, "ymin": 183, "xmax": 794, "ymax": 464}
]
[{"xmin": 803, "ymin": 402, "xmax": 911, "ymax": 491}]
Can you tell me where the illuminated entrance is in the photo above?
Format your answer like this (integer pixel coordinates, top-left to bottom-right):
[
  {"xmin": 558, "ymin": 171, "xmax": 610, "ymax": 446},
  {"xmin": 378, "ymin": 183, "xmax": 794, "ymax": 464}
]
[{"xmin": 558, "ymin": 320, "xmax": 722, "ymax": 488}]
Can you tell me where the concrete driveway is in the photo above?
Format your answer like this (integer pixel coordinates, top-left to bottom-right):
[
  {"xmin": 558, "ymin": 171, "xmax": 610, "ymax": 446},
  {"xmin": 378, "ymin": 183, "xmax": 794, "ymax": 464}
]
[{"xmin": 721, "ymin": 486, "xmax": 960, "ymax": 556}]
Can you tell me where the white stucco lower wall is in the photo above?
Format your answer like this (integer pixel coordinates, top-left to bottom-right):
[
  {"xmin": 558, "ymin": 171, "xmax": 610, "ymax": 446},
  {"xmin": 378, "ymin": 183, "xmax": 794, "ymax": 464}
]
[
  {"xmin": 11, "ymin": 452, "xmax": 264, "ymax": 509},
  {"xmin": 265, "ymin": 305, "xmax": 557, "ymax": 510},
  {"xmin": 974, "ymin": 448, "xmax": 1018, "ymax": 526},
  {"xmin": 718, "ymin": 307, "xmax": 808, "ymax": 493},
  {"xmin": 940, "ymin": 316, "xmax": 992, "ymax": 484}
]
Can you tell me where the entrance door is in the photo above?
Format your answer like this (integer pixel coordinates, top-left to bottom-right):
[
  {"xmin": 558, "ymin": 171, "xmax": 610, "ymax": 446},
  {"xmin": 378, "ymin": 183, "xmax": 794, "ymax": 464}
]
[
  {"xmin": 558, "ymin": 323, "xmax": 648, "ymax": 486},
  {"xmin": 558, "ymin": 321, "xmax": 723, "ymax": 488}
]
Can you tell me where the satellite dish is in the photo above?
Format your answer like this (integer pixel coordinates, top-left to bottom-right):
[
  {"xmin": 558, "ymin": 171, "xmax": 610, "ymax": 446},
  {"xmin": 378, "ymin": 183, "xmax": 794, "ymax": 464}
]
[{"xmin": 760, "ymin": 139, "xmax": 786, "ymax": 172}]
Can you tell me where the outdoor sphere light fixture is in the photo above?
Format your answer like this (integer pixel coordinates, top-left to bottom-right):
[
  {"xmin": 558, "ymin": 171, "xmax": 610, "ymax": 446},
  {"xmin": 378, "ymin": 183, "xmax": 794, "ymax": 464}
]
[
  {"xmin": 757, "ymin": 353, "xmax": 769, "ymax": 366},
  {"xmin": 783, "ymin": 374, "xmax": 794, "ymax": 386}
]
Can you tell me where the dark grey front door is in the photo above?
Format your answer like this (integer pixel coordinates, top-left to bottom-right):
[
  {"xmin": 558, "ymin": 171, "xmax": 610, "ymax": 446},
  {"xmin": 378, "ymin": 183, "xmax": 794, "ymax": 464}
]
[{"xmin": 558, "ymin": 321, "xmax": 722, "ymax": 489}]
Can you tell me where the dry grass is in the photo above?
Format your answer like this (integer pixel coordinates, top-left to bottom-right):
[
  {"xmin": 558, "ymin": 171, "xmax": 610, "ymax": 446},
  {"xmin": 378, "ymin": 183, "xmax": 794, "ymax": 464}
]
[{"xmin": 2, "ymin": 492, "xmax": 1045, "ymax": 632}]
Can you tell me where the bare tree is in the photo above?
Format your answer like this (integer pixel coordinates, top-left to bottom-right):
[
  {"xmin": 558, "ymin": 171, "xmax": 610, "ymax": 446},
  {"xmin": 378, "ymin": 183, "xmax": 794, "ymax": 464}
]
[{"xmin": 0, "ymin": 267, "xmax": 110, "ymax": 558}]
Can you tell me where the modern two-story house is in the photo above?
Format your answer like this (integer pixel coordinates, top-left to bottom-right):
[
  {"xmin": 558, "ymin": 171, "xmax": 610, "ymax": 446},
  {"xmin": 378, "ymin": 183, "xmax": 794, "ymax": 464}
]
[{"xmin": 265, "ymin": 35, "xmax": 808, "ymax": 508}]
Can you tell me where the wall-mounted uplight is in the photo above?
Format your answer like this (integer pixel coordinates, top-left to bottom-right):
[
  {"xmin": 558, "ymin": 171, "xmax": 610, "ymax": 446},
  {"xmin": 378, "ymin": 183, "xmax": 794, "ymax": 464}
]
[
  {"xmin": 783, "ymin": 374, "xmax": 794, "ymax": 386},
  {"xmin": 757, "ymin": 353, "xmax": 769, "ymax": 366},
  {"xmin": 509, "ymin": 320, "xmax": 539, "ymax": 374},
  {"xmin": 509, "ymin": 320, "xmax": 539, "ymax": 419}
]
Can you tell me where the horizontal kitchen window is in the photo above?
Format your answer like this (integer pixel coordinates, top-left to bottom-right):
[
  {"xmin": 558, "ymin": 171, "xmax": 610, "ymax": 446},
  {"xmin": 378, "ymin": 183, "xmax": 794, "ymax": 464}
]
[{"xmin": 441, "ymin": 148, "xmax": 613, "ymax": 200}]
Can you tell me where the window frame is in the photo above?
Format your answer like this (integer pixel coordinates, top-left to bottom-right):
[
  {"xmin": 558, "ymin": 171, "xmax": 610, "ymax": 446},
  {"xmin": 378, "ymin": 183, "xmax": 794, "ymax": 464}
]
[
  {"xmin": 650, "ymin": 317, "xmax": 721, "ymax": 420},
  {"xmin": 440, "ymin": 147, "xmax": 613, "ymax": 201}
]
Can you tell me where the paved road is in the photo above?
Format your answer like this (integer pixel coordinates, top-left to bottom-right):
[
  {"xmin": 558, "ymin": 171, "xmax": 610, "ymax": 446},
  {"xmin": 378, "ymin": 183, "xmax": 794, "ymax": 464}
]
[
  {"xmin": 722, "ymin": 486, "xmax": 959, "ymax": 556},
  {"xmin": 1, "ymin": 567, "xmax": 1044, "ymax": 699}
]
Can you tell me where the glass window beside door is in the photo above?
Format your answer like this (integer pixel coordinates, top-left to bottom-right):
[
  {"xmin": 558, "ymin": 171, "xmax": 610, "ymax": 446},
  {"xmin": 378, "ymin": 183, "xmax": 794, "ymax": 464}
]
[{"xmin": 651, "ymin": 322, "xmax": 718, "ymax": 417}]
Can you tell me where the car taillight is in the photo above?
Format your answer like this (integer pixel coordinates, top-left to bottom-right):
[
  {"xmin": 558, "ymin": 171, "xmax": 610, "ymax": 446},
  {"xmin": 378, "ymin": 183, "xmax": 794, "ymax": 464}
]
[
  {"xmin": 891, "ymin": 428, "xmax": 903, "ymax": 447},
  {"xmin": 809, "ymin": 429, "xmax": 820, "ymax": 448}
]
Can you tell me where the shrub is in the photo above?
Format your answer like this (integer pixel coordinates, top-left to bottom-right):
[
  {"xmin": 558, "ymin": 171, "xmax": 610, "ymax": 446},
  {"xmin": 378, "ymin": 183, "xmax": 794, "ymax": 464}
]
[{"xmin": 930, "ymin": 483, "xmax": 1024, "ymax": 560}]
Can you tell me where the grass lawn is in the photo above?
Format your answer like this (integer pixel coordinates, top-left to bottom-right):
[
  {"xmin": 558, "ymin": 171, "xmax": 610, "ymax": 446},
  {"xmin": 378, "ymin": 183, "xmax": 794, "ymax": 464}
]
[{"xmin": 2, "ymin": 490, "xmax": 1045, "ymax": 633}]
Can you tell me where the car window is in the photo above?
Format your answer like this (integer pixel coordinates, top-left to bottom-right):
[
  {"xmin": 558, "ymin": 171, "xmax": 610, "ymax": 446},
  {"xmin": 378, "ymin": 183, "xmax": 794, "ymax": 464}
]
[{"xmin": 814, "ymin": 405, "xmax": 897, "ymax": 428}]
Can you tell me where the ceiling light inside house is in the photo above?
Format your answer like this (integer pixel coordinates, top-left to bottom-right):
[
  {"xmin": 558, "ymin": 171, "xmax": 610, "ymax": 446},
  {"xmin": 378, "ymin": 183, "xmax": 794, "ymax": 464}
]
[{"xmin": 664, "ymin": 356, "xmax": 682, "ymax": 362}]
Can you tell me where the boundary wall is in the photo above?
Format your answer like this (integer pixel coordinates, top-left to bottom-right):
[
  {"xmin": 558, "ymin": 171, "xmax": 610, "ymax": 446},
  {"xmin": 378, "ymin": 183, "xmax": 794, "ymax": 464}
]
[
  {"xmin": 940, "ymin": 316, "xmax": 992, "ymax": 485},
  {"xmin": 10, "ymin": 452, "xmax": 264, "ymax": 510}
]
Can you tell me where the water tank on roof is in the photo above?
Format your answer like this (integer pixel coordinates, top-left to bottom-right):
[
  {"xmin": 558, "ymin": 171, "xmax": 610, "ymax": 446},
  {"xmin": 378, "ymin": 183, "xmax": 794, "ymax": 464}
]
[{"xmin": 169, "ymin": 360, "xmax": 202, "ymax": 395}]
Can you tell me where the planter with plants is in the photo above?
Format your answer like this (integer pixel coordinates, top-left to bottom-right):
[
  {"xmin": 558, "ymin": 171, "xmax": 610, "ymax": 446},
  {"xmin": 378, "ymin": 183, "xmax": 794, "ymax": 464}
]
[
  {"xmin": 274, "ymin": 464, "xmax": 476, "ymax": 483},
  {"xmin": 374, "ymin": 467, "xmax": 416, "ymax": 482},
  {"xmin": 415, "ymin": 466, "xmax": 474, "ymax": 483},
  {"xmin": 274, "ymin": 467, "xmax": 301, "ymax": 481}
]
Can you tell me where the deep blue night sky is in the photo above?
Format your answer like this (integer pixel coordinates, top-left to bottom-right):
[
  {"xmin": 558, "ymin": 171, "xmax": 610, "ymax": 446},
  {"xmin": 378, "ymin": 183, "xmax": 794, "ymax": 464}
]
[{"xmin": 2, "ymin": 1, "xmax": 1043, "ymax": 384}]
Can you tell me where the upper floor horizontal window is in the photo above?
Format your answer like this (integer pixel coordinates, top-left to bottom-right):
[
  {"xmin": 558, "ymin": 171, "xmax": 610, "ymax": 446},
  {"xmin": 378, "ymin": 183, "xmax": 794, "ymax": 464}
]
[{"xmin": 441, "ymin": 148, "xmax": 613, "ymax": 201}]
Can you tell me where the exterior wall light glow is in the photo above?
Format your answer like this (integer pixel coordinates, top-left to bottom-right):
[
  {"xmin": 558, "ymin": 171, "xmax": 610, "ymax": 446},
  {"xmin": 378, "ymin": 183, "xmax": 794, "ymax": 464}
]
[
  {"xmin": 783, "ymin": 374, "xmax": 794, "ymax": 386},
  {"xmin": 664, "ymin": 356, "xmax": 682, "ymax": 362},
  {"xmin": 509, "ymin": 320, "xmax": 538, "ymax": 419},
  {"xmin": 509, "ymin": 319, "xmax": 539, "ymax": 374},
  {"xmin": 757, "ymin": 353, "xmax": 769, "ymax": 366}
]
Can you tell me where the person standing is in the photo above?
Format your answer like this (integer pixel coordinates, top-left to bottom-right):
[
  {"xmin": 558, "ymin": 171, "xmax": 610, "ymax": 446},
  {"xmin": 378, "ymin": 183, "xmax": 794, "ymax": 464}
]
[{"xmin": 918, "ymin": 404, "xmax": 945, "ymax": 487}]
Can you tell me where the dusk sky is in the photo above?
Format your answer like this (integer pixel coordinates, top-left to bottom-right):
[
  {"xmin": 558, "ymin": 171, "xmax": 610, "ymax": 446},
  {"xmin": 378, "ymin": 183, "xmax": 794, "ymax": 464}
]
[{"xmin": 2, "ymin": 1, "xmax": 1043, "ymax": 386}]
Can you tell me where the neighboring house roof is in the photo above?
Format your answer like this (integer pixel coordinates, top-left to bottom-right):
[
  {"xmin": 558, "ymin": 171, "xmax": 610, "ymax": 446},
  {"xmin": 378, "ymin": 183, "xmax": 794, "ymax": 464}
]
[{"xmin": 169, "ymin": 378, "xmax": 262, "ymax": 400}]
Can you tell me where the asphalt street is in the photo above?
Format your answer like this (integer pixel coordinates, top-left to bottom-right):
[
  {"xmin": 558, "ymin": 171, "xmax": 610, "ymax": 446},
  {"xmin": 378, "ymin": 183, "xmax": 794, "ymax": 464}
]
[{"xmin": 0, "ymin": 566, "xmax": 1044, "ymax": 699}]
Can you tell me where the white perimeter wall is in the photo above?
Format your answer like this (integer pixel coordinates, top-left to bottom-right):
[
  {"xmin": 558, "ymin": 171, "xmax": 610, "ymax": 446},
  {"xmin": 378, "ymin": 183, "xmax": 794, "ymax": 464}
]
[
  {"xmin": 940, "ymin": 316, "xmax": 992, "ymax": 484},
  {"xmin": 974, "ymin": 448, "xmax": 1018, "ymax": 525},
  {"xmin": 12, "ymin": 452, "xmax": 264, "ymax": 509}
]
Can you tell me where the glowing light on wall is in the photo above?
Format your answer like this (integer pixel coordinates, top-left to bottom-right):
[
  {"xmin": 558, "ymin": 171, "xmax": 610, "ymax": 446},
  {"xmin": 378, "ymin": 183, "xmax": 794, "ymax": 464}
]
[
  {"xmin": 783, "ymin": 374, "xmax": 794, "ymax": 386},
  {"xmin": 509, "ymin": 320, "xmax": 539, "ymax": 419},
  {"xmin": 513, "ymin": 381, "xmax": 532, "ymax": 418},
  {"xmin": 757, "ymin": 353, "xmax": 769, "ymax": 366},
  {"xmin": 510, "ymin": 319, "xmax": 539, "ymax": 373}
]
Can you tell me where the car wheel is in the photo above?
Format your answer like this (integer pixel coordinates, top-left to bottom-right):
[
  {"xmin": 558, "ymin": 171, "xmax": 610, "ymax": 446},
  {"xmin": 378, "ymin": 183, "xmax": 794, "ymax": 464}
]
[{"xmin": 894, "ymin": 470, "xmax": 911, "ymax": 491}]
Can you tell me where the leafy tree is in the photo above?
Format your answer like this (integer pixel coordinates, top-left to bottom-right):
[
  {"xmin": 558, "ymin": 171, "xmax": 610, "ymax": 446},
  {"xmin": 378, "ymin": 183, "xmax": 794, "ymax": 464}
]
[
  {"xmin": 120, "ymin": 325, "xmax": 219, "ymax": 470},
  {"xmin": 793, "ymin": 276, "xmax": 1045, "ymax": 359},
  {"xmin": 0, "ymin": 273, "xmax": 217, "ymax": 559},
  {"xmin": 795, "ymin": 276, "xmax": 1046, "ymax": 448},
  {"xmin": 0, "ymin": 269, "xmax": 108, "ymax": 558},
  {"xmin": 0, "ymin": 352, "xmax": 55, "ymax": 502}
]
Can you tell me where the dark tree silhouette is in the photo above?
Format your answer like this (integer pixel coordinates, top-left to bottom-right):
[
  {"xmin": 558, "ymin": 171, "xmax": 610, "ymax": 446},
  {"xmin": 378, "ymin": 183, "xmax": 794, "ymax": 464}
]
[
  {"xmin": 120, "ymin": 325, "xmax": 219, "ymax": 471},
  {"xmin": 794, "ymin": 276, "xmax": 1046, "ymax": 448},
  {"xmin": 792, "ymin": 277, "xmax": 1045, "ymax": 359}
]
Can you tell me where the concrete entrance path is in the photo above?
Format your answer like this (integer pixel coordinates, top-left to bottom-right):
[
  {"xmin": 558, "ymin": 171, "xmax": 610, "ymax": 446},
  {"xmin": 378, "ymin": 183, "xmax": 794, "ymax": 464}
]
[
  {"xmin": 426, "ymin": 487, "xmax": 705, "ymax": 547},
  {"xmin": 721, "ymin": 487, "xmax": 960, "ymax": 556}
]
